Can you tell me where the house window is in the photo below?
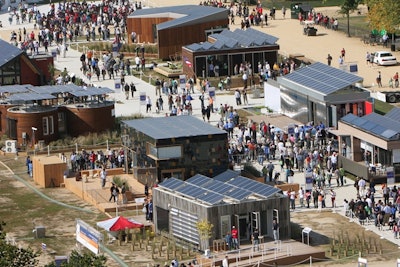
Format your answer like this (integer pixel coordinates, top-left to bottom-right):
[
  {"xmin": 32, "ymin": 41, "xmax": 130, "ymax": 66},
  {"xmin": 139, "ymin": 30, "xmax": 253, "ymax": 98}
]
[
  {"xmin": 49, "ymin": 116, "xmax": 54, "ymax": 134},
  {"xmin": 42, "ymin": 116, "xmax": 54, "ymax": 135},
  {"xmin": 43, "ymin": 117, "xmax": 48, "ymax": 135}
]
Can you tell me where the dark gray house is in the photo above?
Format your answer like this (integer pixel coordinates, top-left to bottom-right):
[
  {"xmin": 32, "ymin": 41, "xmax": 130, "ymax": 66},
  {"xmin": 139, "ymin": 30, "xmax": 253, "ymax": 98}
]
[
  {"xmin": 153, "ymin": 171, "xmax": 289, "ymax": 249},
  {"xmin": 278, "ymin": 62, "xmax": 369, "ymax": 127},
  {"xmin": 121, "ymin": 116, "xmax": 229, "ymax": 184}
]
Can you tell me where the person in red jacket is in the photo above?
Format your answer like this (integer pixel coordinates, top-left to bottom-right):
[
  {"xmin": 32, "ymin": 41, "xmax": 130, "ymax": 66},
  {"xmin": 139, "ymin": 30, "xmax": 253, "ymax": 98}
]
[{"xmin": 231, "ymin": 226, "xmax": 239, "ymax": 249}]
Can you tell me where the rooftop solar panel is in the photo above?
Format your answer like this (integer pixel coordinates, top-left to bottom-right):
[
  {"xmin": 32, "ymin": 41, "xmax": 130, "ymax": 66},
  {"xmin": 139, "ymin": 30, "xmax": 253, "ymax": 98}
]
[
  {"xmin": 225, "ymin": 189, "xmax": 252, "ymax": 200},
  {"xmin": 185, "ymin": 174, "xmax": 211, "ymax": 186},
  {"xmin": 176, "ymin": 184, "xmax": 207, "ymax": 198},
  {"xmin": 6, "ymin": 92, "xmax": 56, "ymax": 103},
  {"xmin": 0, "ymin": 84, "xmax": 32, "ymax": 94},
  {"xmin": 282, "ymin": 62, "xmax": 363, "ymax": 96},
  {"xmin": 159, "ymin": 177, "xmax": 185, "ymax": 190},
  {"xmin": 213, "ymin": 169, "xmax": 239, "ymax": 182},
  {"xmin": 197, "ymin": 191, "xmax": 224, "ymax": 205}
]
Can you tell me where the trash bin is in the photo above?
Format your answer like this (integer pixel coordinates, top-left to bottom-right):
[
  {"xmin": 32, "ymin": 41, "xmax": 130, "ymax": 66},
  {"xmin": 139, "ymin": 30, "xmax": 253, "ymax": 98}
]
[{"xmin": 391, "ymin": 44, "xmax": 396, "ymax": 52}]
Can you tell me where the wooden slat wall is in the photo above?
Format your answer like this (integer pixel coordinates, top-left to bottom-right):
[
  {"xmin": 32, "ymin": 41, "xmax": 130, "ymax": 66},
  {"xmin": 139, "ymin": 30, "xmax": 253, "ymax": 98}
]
[{"xmin": 127, "ymin": 17, "xmax": 228, "ymax": 59}]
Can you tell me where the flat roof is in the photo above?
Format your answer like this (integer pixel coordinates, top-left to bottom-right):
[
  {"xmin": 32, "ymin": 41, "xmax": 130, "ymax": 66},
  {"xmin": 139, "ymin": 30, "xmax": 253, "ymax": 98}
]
[
  {"xmin": 122, "ymin": 116, "xmax": 227, "ymax": 140},
  {"xmin": 129, "ymin": 5, "xmax": 228, "ymax": 31}
]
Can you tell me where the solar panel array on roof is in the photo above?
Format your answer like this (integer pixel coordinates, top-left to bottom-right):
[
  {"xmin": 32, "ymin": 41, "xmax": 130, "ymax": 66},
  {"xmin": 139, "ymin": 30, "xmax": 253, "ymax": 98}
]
[
  {"xmin": 158, "ymin": 177, "xmax": 185, "ymax": 190},
  {"xmin": 227, "ymin": 176, "xmax": 281, "ymax": 198},
  {"xmin": 30, "ymin": 84, "xmax": 83, "ymax": 94},
  {"xmin": 213, "ymin": 169, "xmax": 240, "ymax": 182},
  {"xmin": 282, "ymin": 62, "xmax": 363, "ymax": 96},
  {"xmin": 185, "ymin": 27, "xmax": 278, "ymax": 52},
  {"xmin": 158, "ymin": 172, "xmax": 282, "ymax": 206},
  {"xmin": 341, "ymin": 113, "xmax": 400, "ymax": 140},
  {"xmin": 384, "ymin": 107, "xmax": 400, "ymax": 122},
  {"xmin": 70, "ymin": 87, "xmax": 114, "ymax": 97},
  {"xmin": 7, "ymin": 92, "xmax": 56, "ymax": 102},
  {"xmin": 0, "ymin": 84, "xmax": 32, "ymax": 94}
]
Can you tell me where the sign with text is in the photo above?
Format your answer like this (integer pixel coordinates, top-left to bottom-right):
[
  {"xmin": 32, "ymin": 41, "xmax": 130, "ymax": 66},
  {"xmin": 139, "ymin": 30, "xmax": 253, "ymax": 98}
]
[
  {"xmin": 76, "ymin": 219, "xmax": 102, "ymax": 255},
  {"xmin": 387, "ymin": 167, "xmax": 395, "ymax": 186},
  {"xmin": 179, "ymin": 75, "xmax": 186, "ymax": 89},
  {"xmin": 139, "ymin": 92, "xmax": 146, "ymax": 105},
  {"xmin": 305, "ymin": 171, "xmax": 313, "ymax": 191}
]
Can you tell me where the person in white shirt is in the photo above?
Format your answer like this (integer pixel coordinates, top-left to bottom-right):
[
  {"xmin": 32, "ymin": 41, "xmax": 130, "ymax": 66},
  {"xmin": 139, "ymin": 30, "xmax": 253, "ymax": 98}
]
[
  {"xmin": 298, "ymin": 187, "xmax": 304, "ymax": 207},
  {"xmin": 222, "ymin": 256, "xmax": 229, "ymax": 267}
]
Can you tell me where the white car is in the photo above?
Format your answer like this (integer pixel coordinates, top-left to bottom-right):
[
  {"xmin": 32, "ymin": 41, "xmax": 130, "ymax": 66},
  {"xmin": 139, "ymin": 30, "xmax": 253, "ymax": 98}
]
[{"xmin": 373, "ymin": 51, "xmax": 397, "ymax": 66}]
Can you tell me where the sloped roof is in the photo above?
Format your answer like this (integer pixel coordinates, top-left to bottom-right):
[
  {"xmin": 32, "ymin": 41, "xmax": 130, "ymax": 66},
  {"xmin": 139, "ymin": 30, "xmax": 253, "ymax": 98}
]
[
  {"xmin": 0, "ymin": 39, "xmax": 24, "ymax": 68},
  {"xmin": 157, "ymin": 172, "xmax": 282, "ymax": 206},
  {"xmin": 341, "ymin": 113, "xmax": 400, "ymax": 141},
  {"xmin": 278, "ymin": 62, "xmax": 363, "ymax": 99},
  {"xmin": 122, "ymin": 116, "xmax": 226, "ymax": 140},
  {"xmin": 129, "ymin": 5, "xmax": 228, "ymax": 31},
  {"xmin": 384, "ymin": 107, "xmax": 400, "ymax": 121},
  {"xmin": 184, "ymin": 28, "xmax": 278, "ymax": 52}
]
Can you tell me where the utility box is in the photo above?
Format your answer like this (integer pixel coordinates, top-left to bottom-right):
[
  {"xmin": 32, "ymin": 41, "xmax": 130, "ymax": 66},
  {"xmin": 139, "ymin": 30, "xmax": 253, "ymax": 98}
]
[
  {"xmin": 54, "ymin": 256, "xmax": 68, "ymax": 267},
  {"xmin": 34, "ymin": 226, "xmax": 46, "ymax": 238}
]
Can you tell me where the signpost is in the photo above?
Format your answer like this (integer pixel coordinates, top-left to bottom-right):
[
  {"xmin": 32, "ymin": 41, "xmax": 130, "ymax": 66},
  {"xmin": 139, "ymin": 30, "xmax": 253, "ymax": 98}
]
[
  {"xmin": 76, "ymin": 219, "xmax": 102, "ymax": 255},
  {"xmin": 305, "ymin": 171, "xmax": 313, "ymax": 191},
  {"xmin": 387, "ymin": 167, "xmax": 395, "ymax": 186}
]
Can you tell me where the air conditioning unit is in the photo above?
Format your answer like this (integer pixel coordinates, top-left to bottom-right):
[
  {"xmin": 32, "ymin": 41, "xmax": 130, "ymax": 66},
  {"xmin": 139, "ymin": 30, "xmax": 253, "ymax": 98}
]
[{"xmin": 5, "ymin": 140, "xmax": 17, "ymax": 153}]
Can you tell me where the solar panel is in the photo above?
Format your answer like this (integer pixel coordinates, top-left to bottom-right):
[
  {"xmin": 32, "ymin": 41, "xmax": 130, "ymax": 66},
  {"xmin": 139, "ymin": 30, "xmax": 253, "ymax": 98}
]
[
  {"xmin": 185, "ymin": 174, "xmax": 211, "ymax": 186},
  {"xmin": 282, "ymin": 62, "xmax": 363, "ymax": 96},
  {"xmin": 225, "ymin": 188, "xmax": 252, "ymax": 200},
  {"xmin": 6, "ymin": 92, "xmax": 56, "ymax": 102},
  {"xmin": 176, "ymin": 184, "xmax": 207, "ymax": 198},
  {"xmin": 213, "ymin": 169, "xmax": 239, "ymax": 182},
  {"xmin": 159, "ymin": 177, "xmax": 185, "ymax": 190},
  {"xmin": 197, "ymin": 191, "xmax": 224, "ymax": 205},
  {"xmin": 0, "ymin": 84, "xmax": 32, "ymax": 94}
]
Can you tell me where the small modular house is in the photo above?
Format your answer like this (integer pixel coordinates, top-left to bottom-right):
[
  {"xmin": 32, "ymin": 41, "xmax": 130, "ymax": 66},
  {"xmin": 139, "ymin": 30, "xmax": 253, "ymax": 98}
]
[
  {"xmin": 126, "ymin": 5, "xmax": 229, "ymax": 60},
  {"xmin": 120, "ymin": 116, "xmax": 229, "ymax": 184},
  {"xmin": 277, "ymin": 62, "xmax": 369, "ymax": 127},
  {"xmin": 153, "ymin": 170, "xmax": 289, "ymax": 248}
]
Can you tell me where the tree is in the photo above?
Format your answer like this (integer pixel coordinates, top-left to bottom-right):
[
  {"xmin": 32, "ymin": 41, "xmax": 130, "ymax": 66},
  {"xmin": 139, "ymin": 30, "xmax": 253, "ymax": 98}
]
[
  {"xmin": 366, "ymin": 0, "xmax": 400, "ymax": 42},
  {"xmin": 0, "ymin": 221, "xmax": 40, "ymax": 267},
  {"xmin": 196, "ymin": 219, "xmax": 213, "ymax": 251},
  {"xmin": 338, "ymin": 0, "xmax": 362, "ymax": 37}
]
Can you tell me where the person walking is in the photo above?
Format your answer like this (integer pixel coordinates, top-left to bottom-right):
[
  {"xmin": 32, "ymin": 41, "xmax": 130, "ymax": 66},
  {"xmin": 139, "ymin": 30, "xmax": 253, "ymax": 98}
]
[
  {"xmin": 330, "ymin": 189, "xmax": 336, "ymax": 208},
  {"xmin": 376, "ymin": 71, "xmax": 382, "ymax": 88},
  {"xmin": 340, "ymin": 48, "xmax": 346, "ymax": 61},
  {"xmin": 109, "ymin": 183, "xmax": 119, "ymax": 202},
  {"xmin": 146, "ymin": 96, "xmax": 152, "ymax": 112},
  {"xmin": 267, "ymin": 161, "xmax": 274, "ymax": 182},
  {"xmin": 327, "ymin": 54, "xmax": 332, "ymax": 66},
  {"xmin": 100, "ymin": 167, "xmax": 107, "ymax": 188},
  {"xmin": 394, "ymin": 72, "xmax": 399, "ymax": 88}
]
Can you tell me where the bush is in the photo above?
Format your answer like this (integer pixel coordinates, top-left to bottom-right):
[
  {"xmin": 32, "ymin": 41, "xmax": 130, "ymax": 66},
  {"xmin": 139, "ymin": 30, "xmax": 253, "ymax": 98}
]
[{"xmin": 112, "ymin": 175, "xmax": 130, "ymax": 190}]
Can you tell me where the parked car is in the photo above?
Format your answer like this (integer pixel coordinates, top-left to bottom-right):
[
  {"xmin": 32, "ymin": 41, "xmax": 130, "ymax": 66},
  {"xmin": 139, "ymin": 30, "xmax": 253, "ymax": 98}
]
[{"xmin": 373, "ymin": 51, "xmax": 397, "ymax": 66}]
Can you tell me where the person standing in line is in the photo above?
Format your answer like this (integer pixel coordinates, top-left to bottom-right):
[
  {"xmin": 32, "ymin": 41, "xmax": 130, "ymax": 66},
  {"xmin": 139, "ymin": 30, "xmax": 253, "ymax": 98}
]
[
  {"xmin": 267, "ymin": 161, "xmax": 274, "ymax": 182},
  {"xmin": 231, "ymin": 226, "xmax": 239, "ymax": 249},
  {"xmin": 298, "ymin": 187, "xmax": 305, "ymax": 208},
  {"xmin": 272, "ymin": 219, "xmax": 279, "ymax": 243},
  {"xmin": 225, "ymin": 231, "xmax": 232, "ymax": 250},
  {"xmin": 327, "ymin": 54, "xmax": 332, "ymax": 66},
  {"xmin": 376, "ymin": 71, "xmax": 382, "ymax": 88}
]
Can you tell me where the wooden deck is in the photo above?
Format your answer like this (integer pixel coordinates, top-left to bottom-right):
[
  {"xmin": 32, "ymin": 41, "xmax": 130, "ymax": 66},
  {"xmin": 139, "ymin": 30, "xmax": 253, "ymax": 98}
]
[
  {"xmin": 63, "ymin": 173, "xmax": 148, "ymax": 213},
  {"xmin": 198, "ymin": 239, "xmax": 326, "ymax": 267}
]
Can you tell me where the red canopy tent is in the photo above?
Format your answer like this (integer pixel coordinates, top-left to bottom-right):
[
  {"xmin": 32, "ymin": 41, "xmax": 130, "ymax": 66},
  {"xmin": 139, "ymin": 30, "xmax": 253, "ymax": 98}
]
[{"xmin": 96, "ymin": 216, "xmax": 144, "ymax": 231}]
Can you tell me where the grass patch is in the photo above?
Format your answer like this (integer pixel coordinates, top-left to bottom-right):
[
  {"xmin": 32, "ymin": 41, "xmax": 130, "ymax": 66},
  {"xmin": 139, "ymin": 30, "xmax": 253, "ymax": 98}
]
[{"xmin": 374, "ymin": 99, "xmax": 394, "ymax": 115}]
